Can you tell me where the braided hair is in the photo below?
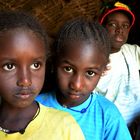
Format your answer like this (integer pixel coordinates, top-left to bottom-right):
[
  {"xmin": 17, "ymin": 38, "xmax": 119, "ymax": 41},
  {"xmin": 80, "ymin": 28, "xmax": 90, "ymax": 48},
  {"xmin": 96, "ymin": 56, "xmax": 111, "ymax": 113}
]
[{"xmin": 44, "ymin": 18, "xmax": 111, "ymax": 92}]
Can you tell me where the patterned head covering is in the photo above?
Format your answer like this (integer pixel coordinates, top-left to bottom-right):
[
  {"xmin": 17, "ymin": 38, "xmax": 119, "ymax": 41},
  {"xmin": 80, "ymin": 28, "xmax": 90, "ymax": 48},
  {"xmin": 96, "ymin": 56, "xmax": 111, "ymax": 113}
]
[{"xmin": 99, "ymin": 1, "xmax": 135, "ymax": 28}]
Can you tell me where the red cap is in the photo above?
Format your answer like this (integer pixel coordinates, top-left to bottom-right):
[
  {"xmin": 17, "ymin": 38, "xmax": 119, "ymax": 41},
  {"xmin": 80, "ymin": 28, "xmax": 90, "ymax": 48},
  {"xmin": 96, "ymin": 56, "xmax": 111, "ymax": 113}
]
[{"xmin": 99, "ymin": 2, "xmax": 135, "ymax": 28}]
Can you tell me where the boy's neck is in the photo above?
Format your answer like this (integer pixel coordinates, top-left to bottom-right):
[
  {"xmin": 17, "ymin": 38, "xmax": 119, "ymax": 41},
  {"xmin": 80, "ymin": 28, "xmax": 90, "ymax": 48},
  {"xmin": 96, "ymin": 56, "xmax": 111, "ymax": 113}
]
[{"xmin": 0, "ymin": 101, "xmax": 39, "ymax": 133}]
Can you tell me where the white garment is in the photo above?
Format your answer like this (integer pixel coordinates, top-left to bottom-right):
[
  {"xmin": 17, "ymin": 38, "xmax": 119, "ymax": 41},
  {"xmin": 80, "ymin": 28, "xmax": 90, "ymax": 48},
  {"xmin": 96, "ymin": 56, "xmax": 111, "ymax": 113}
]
[{"xmin": 96, "ymin": 43, "xmax": 140, "ymax": 126}]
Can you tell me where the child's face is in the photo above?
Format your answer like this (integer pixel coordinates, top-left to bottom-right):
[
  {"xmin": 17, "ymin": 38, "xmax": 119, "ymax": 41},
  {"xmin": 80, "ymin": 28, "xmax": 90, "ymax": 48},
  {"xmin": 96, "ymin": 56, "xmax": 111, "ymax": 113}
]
[
  {"xmin": 105, "ymin": 12, "xmax": 130, "ymax": 52},
  {"xmin": 56, "ymin": 41, "xmax": 107, "ymax": 106},
  {"xmin": 0, "ymin": 29, "xmax": 46, "ymax": 108}
]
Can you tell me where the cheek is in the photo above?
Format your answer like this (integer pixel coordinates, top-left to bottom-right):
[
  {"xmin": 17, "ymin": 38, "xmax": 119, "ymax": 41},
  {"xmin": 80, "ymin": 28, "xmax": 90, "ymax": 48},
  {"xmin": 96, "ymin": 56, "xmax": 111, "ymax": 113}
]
[
  {"xmin": 106, "ymin": 26, "xmax": 114, "ymax": 34},
  {"xmin": 0, "ymin": 80, "xmax": 14, "ymax": 99},
  {"xmin": 0, "ymin": 74, "xmax": 16, "ymax": 90},
  {"xmin": 56, "ymin": 69, "xmax": 69, "ymax": 89},
  {"xmin": 108, "ymin": 31, "xmax": 115, "ymax": 38},
  {"xmin": 124, "ymin": 31, "xmax": 129, "ymax": 38},
  {"xmin": 87, "ymin": 76, "xmax": 101, "ymax": 90},
  {"xmin": 32, "ymin": 69, "xmax": 46, "ymax": 90}
]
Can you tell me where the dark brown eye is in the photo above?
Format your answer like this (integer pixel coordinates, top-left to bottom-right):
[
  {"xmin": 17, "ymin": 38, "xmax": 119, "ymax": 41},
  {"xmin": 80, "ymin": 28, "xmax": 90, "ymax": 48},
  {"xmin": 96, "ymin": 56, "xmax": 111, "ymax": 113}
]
[
  {"xmin": 107, "ymin": 23, "xmax": 117, "ymax": 28},
  {"xmin": 122, "ymin": 24, "xmax": 130, "ymax": 29},
  {"xmin": 3, "ymin": 63, "xmax": 15, "ymax": 71},
  {"xmin": 64, "ymin": 66, "xmax": 73, "ymax": 73},
  {"xmin": 31, "ymin": 62, "xmax": 41, "ymax": 70},
  {"xmin": 86, "ymin": 71, "xmax": 95, "ymax": 77}
]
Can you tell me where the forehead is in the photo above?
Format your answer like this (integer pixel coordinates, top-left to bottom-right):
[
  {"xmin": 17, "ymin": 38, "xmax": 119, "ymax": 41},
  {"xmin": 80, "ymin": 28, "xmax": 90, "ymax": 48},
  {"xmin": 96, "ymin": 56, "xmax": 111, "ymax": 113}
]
[
  {"xmin": 107, "ymin": 11, "xmax": 130, "ymax": 23},
  {"xmin": 59, "ymin": 40, "xmax": 107, "ymax": 64},
  {"xmin": 62, "ymin": 40, "xmax": 96, "ymax": 53},
  {"xmin": 0, "ymin": 28, "xmax": 46, "ymax": 56}
]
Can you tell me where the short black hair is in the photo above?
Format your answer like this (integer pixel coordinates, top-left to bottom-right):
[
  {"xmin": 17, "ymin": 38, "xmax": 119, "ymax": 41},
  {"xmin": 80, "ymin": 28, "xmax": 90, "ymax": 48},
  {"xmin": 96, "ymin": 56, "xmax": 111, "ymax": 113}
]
[
  {"xmin": 43, "ymin": 18, "xmax": 111, "ymax": 92},
  {"xmin": 0, "ymin": 10, "xmax": 49, "ymax": 55}
]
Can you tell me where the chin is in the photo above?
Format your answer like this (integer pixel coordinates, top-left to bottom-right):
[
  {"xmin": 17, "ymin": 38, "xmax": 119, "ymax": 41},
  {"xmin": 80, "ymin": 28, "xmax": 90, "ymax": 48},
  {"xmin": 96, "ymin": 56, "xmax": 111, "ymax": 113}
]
[{"xmin": 111, "ymin": 43, "xmax": 123, "ymax": 52}]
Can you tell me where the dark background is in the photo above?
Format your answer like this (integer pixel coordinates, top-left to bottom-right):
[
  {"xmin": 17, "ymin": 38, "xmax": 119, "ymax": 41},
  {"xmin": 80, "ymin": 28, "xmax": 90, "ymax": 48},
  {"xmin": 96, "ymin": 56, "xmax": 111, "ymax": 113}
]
[
  {"xmin": 0, "ymin": 0, "xmax": 139, "ymax": 45},
  {"xmin": 119, "ymin": 0, "xmax": 140, "ymax": 46}
]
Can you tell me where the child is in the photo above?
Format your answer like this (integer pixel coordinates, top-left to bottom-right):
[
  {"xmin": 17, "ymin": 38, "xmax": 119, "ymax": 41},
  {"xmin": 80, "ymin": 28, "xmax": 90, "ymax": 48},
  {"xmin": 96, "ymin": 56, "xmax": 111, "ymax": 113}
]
[
  {"xmin": 36, "ymin": 19, "xmax": 132, "ymax": 140},
  {"xmin": 97, "ymin": 1, "xmax": 140, "ymax": 129},
  {"xmin": 0, "ymin": 11, "xmax": 85, "ymax": 140}
]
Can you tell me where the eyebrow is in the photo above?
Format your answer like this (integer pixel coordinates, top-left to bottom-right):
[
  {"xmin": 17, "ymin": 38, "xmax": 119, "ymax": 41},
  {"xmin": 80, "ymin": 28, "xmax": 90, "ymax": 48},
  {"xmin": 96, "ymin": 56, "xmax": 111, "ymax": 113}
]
[
  {"xmin": 108, "ymin": 19, "xmax": 130, "ymax": 23},
  {"xmin": 60, "ymin": 59, "xmax": 103, "ymax": 71}
]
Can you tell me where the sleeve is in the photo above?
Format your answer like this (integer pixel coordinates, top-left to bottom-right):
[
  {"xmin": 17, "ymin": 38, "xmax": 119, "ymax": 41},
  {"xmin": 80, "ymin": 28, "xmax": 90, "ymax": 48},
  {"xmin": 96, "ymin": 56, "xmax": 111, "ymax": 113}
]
[
  {"xmin": 123, "ymin": 44, "xmax": 140, "ymax": 70},
  {"xmin": 127, "ymin": 44, "xmax": 140, "ymax": 70},
  {"xmin": 134, "ymin": 45, "xmax": 140, "ymax": 70},
  {"xmin": 104, "ymin": 105, "xmax": 132, "ymax": 140}
]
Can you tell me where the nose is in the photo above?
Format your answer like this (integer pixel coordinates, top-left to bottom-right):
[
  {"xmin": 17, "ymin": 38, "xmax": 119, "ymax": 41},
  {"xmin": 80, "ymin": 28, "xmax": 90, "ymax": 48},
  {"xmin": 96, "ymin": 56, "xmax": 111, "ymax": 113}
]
[
  {"xmin": 70, "ymin": 74, "xmax": 83, "ymax": 92},
  {"xmin": 115, "ymin": 25, "xmax": 123, "ymax": 34},
  {"xmin": 17, "ymin": 68, "xmax": 32, "ymax": 87}
]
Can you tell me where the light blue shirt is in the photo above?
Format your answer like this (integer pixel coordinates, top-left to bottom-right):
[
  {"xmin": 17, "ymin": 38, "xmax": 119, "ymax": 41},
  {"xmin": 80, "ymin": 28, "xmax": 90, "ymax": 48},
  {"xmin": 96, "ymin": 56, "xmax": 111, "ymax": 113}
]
[{"xmin": 36, "ymin": 91, "xmax": 132, "ymax": 140}]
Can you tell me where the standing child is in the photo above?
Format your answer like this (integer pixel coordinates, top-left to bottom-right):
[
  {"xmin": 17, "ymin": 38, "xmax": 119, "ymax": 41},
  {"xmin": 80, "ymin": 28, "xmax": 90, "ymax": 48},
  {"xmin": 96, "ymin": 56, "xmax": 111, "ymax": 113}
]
[
  {"xmin": 36, "ymin": 19, "xmax": 132, "ymax": 140},
  {"xmin": 0, "ymin": 11, "xmax": 85, "ymax": 140}
]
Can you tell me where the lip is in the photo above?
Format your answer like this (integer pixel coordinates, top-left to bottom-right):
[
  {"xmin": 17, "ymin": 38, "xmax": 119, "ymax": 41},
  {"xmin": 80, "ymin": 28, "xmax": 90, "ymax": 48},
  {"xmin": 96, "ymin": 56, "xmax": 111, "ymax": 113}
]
[
  {"xmin": 15, "ymin": 94, "xmax": 31, "ymax": 99},
  {"xmin": 15, "ymin": 91, "xmax": 34, "ymax": 100},
  {"xmin": 68, "ymin": 93, "xmax": 81, "ymax": 99},
  {"xmin": 114, "ymin": 35, "xmax": 124, "ymax": 42}
]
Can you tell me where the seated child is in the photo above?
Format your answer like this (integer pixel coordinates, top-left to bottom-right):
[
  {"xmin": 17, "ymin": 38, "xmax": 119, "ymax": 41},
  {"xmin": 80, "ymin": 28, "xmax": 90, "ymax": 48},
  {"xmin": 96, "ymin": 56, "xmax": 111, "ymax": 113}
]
[
  {"xmin": 36, "ymin": 19, "xmax": 132, "ymax": 140},
  {"xmin": 0, "ymin": 11, "xmax": 85, "ymax": 140},
  {"xmin": 97, "ymin": 1, "xmax": 140, "ymax": 127}
]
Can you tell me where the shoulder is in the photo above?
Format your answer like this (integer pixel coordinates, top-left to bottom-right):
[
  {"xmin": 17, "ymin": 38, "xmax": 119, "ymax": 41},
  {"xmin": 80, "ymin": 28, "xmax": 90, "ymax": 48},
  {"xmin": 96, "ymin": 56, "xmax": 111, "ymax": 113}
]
[
  {"xmin": 122, "ymin": 43, "xmax": 140, "ymax": 54},
  {"xmin": 37, "ymin": 103, "xmax": 85, "ymax": 140},
  {"xmin": 122, "ymin": 43, "xmax": 140, "ymax": 68},
  {"xmin": 93, "ymin": 93, "xmax": 121, "ymax": 117},
  {"xmin": 93, "ymin": 94, "xmax": 131, "ymax": 139},
  {"xmin": 36, "ymin": 92, "xmax": 55, "ymax": 106},
  {"xmin": 95, "ymin": 93, "xmax": 115, "ymax": 107},
  {"xmin": 36, "ymin": 92, "xmax": 53, "ymax": 100},
  {"xmin": 39, "ymin": 102, "xmax": 77, "ymax": 124}
]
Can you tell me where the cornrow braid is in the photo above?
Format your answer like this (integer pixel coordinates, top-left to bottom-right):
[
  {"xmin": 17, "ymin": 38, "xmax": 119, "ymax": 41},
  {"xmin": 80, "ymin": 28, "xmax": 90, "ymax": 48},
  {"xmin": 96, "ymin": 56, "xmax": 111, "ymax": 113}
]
[
  {"xmin": 53, "ymin": 18, "xmax": 110, "ymax": 60},
  {"xmin": 44, "ymin": 18, "xmax": 111, "ymax": 92}
]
